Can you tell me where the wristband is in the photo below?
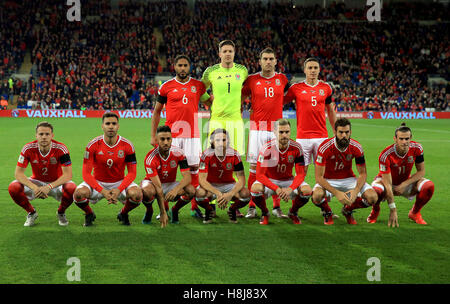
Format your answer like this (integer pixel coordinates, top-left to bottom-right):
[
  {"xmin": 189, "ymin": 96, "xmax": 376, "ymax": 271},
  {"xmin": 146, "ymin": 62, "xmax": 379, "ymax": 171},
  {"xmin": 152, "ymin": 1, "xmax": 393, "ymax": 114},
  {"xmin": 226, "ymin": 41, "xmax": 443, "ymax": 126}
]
[
  {"xmin": 388, "ymin": 203, "xmax": 396, "ymax": 209},
  {"xmin": 47, "ymin": 183, "xmax": 54, "ymax": 190}
]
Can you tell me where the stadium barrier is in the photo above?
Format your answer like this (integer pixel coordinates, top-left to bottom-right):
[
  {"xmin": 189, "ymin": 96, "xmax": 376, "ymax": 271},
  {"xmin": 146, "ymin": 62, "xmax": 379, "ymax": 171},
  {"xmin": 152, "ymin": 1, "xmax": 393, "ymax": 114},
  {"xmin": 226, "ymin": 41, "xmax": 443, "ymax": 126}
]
[{"xmin": 1, "ymin": 109, "xmax": 450, "ymax": 119}]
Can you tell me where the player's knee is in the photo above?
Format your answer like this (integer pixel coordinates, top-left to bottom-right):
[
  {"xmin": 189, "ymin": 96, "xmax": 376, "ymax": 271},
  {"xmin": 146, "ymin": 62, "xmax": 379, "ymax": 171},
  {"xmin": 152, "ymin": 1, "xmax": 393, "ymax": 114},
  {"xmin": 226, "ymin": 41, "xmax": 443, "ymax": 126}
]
[
  {"xmin": 251, "ymin": 183, "xmax": 264, "ymax": 194},
  {"xmin": 239, "ymin": 187, "xmax": 250, "ymax": 199},
  {"xmin": 141, "ymin": 185, "xmax": 155, "ymax": 202},
  {"xmin": 312, "ymin": 189, "xmax": 324, "ymax": 204},
  {"xmin": 300, "ymin": 185, "xmax": 312, "ymax": 197},
  {"xmin": 8, "ymin": 181, "xmax": 23, "ymax": 196},
  {"xmin": 195, "ymin": 187, "xmax": 207, "ymax": 198},
  {"xmin": 128, "ymin": 187, "xmax": 143, "ymax": 202},
  {"xmin": 419, "ymin": 179, "xmax": 435, "ymax": 196},
  {"xmin": 73, "ymin": 187, "xmax": 90, "ymax": 201},
  {"xmin": 364, "ymin": 189, "xmax": 378, "ymax": 205},
  {"xmin": 184, "ymin": 185, "xmax": 196, "ymax": 199},
  {"xmin": 62, "ymin": 182, "xmax": 77, "ymax": 195}
]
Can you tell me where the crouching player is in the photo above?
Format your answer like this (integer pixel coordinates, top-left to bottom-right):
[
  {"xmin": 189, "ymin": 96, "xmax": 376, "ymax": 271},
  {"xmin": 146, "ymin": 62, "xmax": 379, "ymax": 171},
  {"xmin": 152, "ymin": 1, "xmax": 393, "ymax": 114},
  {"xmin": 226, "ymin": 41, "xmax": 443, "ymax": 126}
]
[
  {"xmin": 9, "ymin": 121, "xmax": 77, "ymax": 226},
  {"xmin": 141, "ymin": 125, "xmax": 193, "ymax": 225},
  {"xmin": 367, "ymin": 123, "xmax": 434, "ymax": 227},
  {"xmin": 195, "ymin": 128, "xmax": 250, "ymax": 224},
  {"xmin": 73, "ymin": 113, "xmax": 142, "ymax": 226},
  {"xmin": 313, "ymin": 118, "xmax": 378, "ymax": 225},
  {"xmin": 251, "ymin": 119, "xmax": 312, "ymax": 225}
]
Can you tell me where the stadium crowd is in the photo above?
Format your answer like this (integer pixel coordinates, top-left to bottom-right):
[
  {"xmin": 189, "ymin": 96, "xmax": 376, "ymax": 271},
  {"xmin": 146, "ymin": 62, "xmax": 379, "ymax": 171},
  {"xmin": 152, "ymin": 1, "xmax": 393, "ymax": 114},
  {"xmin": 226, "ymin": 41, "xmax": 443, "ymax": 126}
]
[{"xmin": 0, "ymin": 0, "xmax": 448, "ymax": 112}]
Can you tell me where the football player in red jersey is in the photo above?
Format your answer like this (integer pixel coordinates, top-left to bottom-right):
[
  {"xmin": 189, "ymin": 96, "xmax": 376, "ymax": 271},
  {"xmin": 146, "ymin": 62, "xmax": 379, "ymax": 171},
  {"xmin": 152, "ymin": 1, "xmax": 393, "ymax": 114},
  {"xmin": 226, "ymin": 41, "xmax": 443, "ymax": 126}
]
[
  {"xmin": 251, "ymin": 119, "xmax": 311, "ymax": 225},
  {"xmin": 313, "ymin": 118, "xmax": 378, "ymax": 225},
  {"xmin": 195, "ymin": 128, "xmax": 250, "ymax": 224},
  {"xmin": 9, "ymin": 122, "xmax": 77, "ymax": 226},
  {"xmin": 367, "ymin": 123, "xmax": 434, "ymax": 227},
  {"xmin": 151, "ymin": 55, "xmax": 210, "ymax": 220},
  {"xmin": 73, "ymin": 112, "xmax": 142, "ymax": 226},
  {"xmin": 241, "ymin": 48, "xmax": 290, "ymax": 219},
  {"xmin": 141, "ymin": 125, "xmax": 194, "ymax": 226}
]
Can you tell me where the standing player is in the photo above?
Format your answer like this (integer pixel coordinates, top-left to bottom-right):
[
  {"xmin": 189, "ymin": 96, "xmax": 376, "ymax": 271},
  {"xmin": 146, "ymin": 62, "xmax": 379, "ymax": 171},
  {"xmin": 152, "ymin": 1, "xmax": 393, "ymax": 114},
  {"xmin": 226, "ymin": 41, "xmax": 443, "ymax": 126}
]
[
  {"xmin": 73, "ymin": 112, "xmax": 143, "ymax": 226},
  {"xmin": 284, "ymin": 57, "xmax": 337, "ymax": 217},
  {"xmin": 195, "ymin": 128, "xmax": 250, "ymax": 224},
  {"xmin": 312, "ymin": 118, "xmax": 378, "ymax": 225},
  {"xmin": 141, "ymin": 125, "xmax": 194, "ymax": 225},
  {"xmin": 201, "ymin": 40, "xmax": 248, "ymax": 156},
  {"xmin": 151, "ymin": 55, "xmax": 209, "ymax": 219},
  {"xmin": 242, "ymin": 47, "xmax": 290, "ymax": 219},
  {"xmin": 8, "ymin": 122, "xmax": 77, "ymax": 226},
  {"xmin": 251, "ymin": 119, "xmax": 311, "ymax": 225},
  {"xmin": 367, "ymin": 123, "xmax": 434, "ymax": 226}
]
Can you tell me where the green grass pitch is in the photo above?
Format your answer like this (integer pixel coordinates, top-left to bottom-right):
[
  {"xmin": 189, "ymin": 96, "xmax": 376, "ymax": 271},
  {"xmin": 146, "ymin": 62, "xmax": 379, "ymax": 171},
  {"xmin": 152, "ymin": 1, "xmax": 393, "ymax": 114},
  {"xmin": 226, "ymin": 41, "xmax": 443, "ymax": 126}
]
[{"xmin": 0, "ymin": 117, "xmax": 449, "ymax": 284}]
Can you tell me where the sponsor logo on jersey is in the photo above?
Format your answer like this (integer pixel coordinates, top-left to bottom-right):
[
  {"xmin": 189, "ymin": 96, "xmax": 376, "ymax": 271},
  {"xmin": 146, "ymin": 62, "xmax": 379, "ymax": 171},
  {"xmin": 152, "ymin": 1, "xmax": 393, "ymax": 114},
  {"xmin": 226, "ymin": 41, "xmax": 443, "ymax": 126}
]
[
  {"xmin": 217, "ymin": 76, "xmax": 222, "ymax": 80},
  {"xmin": 302, "ymin": 90, "xmax": 307, "ymax": 94},
  {"xmin": 118, "ymin": 150, "xmax": 124, "ymax": 158},
  {"xmin": 98, "ymin": 151, "xmax": 104, "ymax": 155},
  {"xmin": 173, "ymin": 89, "xmax": 178, "ymax": 92},
  {"xmin": 256, "ymin": 81, "xmax": 261, "ymax": 85},
  {"xmin": 50, "ymin": 157, "xmax": 57, "ymax": 165},
  {"xmin": 32, "ymin": 159, "xmax": 39, "ymax": 164},
  {"xmin": 211, "ymin": 163, "xmax": 217, "ymax": 167}
]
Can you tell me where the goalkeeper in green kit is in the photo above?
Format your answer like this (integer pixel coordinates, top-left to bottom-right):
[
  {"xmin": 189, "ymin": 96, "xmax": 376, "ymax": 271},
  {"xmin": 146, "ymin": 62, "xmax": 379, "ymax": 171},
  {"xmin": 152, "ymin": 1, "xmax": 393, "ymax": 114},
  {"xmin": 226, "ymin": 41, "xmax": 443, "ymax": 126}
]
[{"xmin": 200, "ymin": 40, "xmax": 248, "ymax": 216}]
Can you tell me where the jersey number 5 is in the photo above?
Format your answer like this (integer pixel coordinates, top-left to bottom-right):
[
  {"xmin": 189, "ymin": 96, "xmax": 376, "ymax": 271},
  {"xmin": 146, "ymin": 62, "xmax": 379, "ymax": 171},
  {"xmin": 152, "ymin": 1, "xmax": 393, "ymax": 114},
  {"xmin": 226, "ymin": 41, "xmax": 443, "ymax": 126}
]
[{"xmin": 311, "ymin": 96, "xmax": 317, "ymax": 107}]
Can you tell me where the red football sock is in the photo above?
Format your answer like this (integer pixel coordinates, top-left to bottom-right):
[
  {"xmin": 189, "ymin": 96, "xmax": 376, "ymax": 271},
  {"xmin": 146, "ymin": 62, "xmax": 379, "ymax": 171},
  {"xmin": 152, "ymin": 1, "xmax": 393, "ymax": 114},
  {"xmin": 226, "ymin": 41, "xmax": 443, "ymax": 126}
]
[
  {"xmin": 372, "ymin": 185, "xmax": 384, "ymax": 212},
  {"xmin": 290, "ymin": 195, "xmax": 310, "ymax": 214},
  {"xmin": 251, "ymin": 194, "xmax": 268, "ymax": 215},
  {"xmin": 272, "ymin": 195, "xmax": 281, "ymax": 209},
  {"xmin": 121, "ymin": 199, "xmax": 140, "ymax": 214},
  {"xmin": 412, "ymin": 181, "xmax": 434, "ymax": 214},
  {"xmin": 190, "ymin": 171, "xmax": 199, "ymax": 210},
  {"xmin": 58, "ymin": 183, "xmax": 76, "ymax": 214},
  {"xmin": 172, "ymin": 196, "xmax": 190, "ymax": 212},
  {"xmin": 74, "ymin": 199, "xmax": 93, "ymax": 215},
  {"xmin": 143, "ymin": 201, "xmax": 154, "ymax": 213},
  {"xmin": 313, "ymin": 197, "xmax": 332, "ymax": 214},
  {"xmin": 195, "ymin": 197, "xmax": 212, "ymax": 211},
  {"xmin": 346, "ymin": 197, "xmax": 370, "ymax": 212},
  {"xmin": 247, "ymin": 171, "xmax": 256, "ymax": 208},
  {"xmin": 230, "ymin": 198, "xmax": 250, "ymax": 211},
  {"xmin": 8, "ymin": 181, "xmax": 35, "ymax": 213}
]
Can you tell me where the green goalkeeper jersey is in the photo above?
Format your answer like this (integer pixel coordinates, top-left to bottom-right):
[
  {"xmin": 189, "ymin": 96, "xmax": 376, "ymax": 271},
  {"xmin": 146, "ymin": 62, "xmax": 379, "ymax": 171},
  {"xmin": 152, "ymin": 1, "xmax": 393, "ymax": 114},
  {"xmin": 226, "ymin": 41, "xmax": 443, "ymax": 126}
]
[{"xmin": 201, "ymin": 63, "xmax": 248, "ymax": 120}]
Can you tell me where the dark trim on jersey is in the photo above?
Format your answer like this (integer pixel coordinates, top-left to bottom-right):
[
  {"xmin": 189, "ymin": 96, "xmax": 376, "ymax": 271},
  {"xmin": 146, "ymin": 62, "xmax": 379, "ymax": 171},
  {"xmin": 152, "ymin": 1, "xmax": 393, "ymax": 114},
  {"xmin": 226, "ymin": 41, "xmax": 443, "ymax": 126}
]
[
  {"xmin": 355, "ymin": 156, "xmax": 365, "ymax": 165},
  {"xmin": 234, "ymin": 162, "xmax": 244, "ymax": 172},
  {"xmin": 294, "ymin": 155, "xmax": 305, "ymax": 166},
  {"xmin": 179, "ymin": 159, "xmax": 189, "ymax": 170},
  {"xmin": 125, "ymin": 153, "xmax": 137, "ymax": 163},
  {"xmin": 59, "ymin": 153, "xmax": 71, "ymax": 165},
  {"xmin": 157, "ymin": 95, "xmax": 167, "ymax": 104},
  {"xmin": 325, "ymin": 96, "xmax": 332, "ymax": 104},
  {"xmin": 415, "ymin": 154, "xmax": 424, "ymax": 164}
]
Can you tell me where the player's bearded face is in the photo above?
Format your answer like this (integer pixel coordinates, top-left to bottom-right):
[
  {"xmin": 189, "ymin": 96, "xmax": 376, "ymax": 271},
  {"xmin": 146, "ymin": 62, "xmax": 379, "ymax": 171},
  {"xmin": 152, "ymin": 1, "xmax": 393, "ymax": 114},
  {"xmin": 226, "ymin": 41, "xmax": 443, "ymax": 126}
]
[
  {"xmin": 394, "ymin": 131, "xmax": 411, "ymax": 154},
  {"xmin": 158, "ymin": 133, "xmax": 172, "ymax": 153},
  {"xmin": 276, "ymin": 126, "xmax": 291, "ymax": 147},
  {"xmin": 335, "ymin": 126, "xmax": 351, "ymax": 150},
  {"xmin": 175, "ymin": 59, "xmax": 190, "ymax": 80}
]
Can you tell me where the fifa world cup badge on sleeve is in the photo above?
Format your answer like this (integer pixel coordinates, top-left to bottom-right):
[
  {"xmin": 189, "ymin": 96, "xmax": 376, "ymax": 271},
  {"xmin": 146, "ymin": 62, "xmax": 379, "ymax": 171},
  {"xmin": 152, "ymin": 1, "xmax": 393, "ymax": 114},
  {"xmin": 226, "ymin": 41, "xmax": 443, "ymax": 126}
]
[
  {"xmin": 317, "ymin": 155, "xmax": 323, "ymax": 164},
  {"xmin": 18, "ymin": 155, "xmax": 25, "ymax": 164}
]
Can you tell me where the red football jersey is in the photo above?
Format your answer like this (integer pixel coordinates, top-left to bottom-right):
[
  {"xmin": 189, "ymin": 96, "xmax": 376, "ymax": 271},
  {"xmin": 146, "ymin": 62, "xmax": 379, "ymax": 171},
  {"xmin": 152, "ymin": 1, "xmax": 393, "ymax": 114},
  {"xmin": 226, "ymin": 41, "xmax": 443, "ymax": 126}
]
[
  {"xmin": 199, "ymin": 147, "xmax": 243, "ymax": 184},
  {"xmin": 157, "ymin": 77, "xmax": 206, "ymax": 138},
  {"xmin": 256, "ymin": 139, "xmax": 305, "ymax": 181},
  {"xmin": 316, "ymin": 137, "xmax": 365, "ymax": 179},
  {"xmin": 376, "ymin": 141, "xmax": 424, "ymax": 186},
  {"xmin": 144, "ymin": 145, "xmax": 189, "ymax": 183},
  {"xmin": 242, "ymin": 72, "xmax": 289, "ymax": 131},
  {"xmin": 17, "ymin": 140, "xmax": 71, "ymax": 182},
  {"xmin": 284, "ymin": 80, "xmax": 333, "ymax": 139},
  {"xmin": 83, "ymin": 135, "xmax": 136, "ymax": 183}
]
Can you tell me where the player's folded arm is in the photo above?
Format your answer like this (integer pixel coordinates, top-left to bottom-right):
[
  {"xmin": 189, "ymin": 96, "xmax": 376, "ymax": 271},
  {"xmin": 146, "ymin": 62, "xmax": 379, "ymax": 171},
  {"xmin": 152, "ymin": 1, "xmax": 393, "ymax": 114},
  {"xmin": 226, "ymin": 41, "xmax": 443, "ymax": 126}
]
[
  {"xmin": 118, "ymin": 154, "xmax": 137, "ymax": 192},
  {"xmin": 290, "ymin": 155, "xmax": 306, "ymax": 190}
]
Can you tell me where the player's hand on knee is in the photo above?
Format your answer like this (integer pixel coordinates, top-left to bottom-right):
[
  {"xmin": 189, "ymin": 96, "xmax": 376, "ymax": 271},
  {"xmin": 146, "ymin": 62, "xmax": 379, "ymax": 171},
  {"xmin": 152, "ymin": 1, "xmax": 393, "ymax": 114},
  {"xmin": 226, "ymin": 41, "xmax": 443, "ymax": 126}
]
[
  {"xmin": 165, "ymin": 190, "xmax": 177, "ymax": 202},
  {"xmin": 346, "ymin": 189, "xmax": 358, "ymax": 204},
  {"xmin": 336, "ymin": 191, "xmax": 351, "ymax": 206}
]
